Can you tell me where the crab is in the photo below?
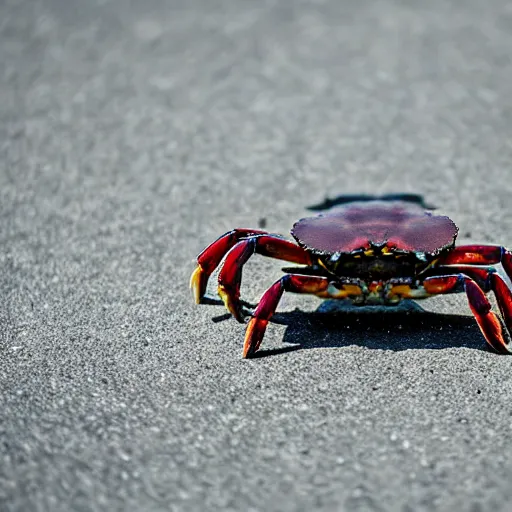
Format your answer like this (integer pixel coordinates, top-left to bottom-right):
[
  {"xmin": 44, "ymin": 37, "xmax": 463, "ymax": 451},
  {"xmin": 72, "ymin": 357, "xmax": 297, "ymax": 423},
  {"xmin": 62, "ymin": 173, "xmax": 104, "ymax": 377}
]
[{"xmin": 190, "ymin": 200, "xmax": 512, "ymax": 358}]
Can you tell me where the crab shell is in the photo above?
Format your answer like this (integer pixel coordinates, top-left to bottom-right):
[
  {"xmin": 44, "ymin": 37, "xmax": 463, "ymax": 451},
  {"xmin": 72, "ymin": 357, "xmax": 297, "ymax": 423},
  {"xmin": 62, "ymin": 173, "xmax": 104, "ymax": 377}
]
[{"xmin": 291, "ymin": 201, "xmax": 459, "ymax": 257}]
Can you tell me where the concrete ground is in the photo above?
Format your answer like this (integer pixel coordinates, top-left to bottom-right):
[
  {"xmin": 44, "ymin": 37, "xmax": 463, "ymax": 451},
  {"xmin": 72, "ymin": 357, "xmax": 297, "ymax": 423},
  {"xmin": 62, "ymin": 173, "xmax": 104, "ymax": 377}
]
[{"xmin": 1, "ymin": 0, "xmax": 512, "ymax": 510}]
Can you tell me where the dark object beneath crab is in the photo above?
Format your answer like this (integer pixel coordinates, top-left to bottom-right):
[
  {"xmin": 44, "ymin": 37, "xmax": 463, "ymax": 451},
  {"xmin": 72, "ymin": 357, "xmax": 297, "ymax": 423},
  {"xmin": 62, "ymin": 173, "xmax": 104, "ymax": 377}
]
[{"xmin": 191, "ymin": 200, "xmax": 512, "ymax": 358}]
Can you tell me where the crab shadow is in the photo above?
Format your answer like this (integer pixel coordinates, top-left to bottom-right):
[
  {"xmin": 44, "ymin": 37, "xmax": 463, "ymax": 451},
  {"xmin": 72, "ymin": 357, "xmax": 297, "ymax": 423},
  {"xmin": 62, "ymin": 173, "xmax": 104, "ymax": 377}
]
[
  {"xmin": 306, "ymin": 192, "xmax": 436, "ymax": 211},
  {"xmin": 250, "ymin": 300, "xmax": 486, "ymax": 358}
]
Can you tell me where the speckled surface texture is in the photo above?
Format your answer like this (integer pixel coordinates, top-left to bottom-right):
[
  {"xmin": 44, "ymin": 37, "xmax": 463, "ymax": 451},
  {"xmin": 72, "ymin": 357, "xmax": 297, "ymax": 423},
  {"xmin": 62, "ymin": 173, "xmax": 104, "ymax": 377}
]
[{"xmin": 1, "ymin": 0, "xmax": 512, "ymax": 511}]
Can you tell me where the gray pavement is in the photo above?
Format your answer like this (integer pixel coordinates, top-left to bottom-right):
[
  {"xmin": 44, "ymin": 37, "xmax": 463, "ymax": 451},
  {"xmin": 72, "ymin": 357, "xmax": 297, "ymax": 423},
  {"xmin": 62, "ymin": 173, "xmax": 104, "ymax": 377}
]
[{"xmin": 2, "ymin": 0, "xmax": 512, "ymax": 510}]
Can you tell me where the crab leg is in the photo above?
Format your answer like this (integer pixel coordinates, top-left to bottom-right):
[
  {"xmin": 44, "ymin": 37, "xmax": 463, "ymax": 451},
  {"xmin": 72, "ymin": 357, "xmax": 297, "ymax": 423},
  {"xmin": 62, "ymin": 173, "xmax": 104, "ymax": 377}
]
[
  {"xmin": 421, "ymin": 265, "xmax": 495, "ymax": 290},
  {"xmin": 423, "ymin": 274, "xmax": 511, "ymax": 353},
  {"xmin": 490, "ymin": 273, "xmax": 512, "ymax": 336},
  {"xmin": 217, "ymin": 236, "xmax": 313, "ymax": 321},
  {"xmin": 436, "ymin": 245, "xmax": 512, "ymax": 281},
  {"xmin": 244, "ymin": 276, "xmax": 366, "ymax": 358},
  {"xmin": 426, "ymin": 264, "xmax": 512, "ymax": 336},
  {"xmin": 243, "ymin": 275, "xmax": 331, "ymax": 358},
  {"xmin": 243, "ymin": 275, "xmax": 365, "ymax": 358}
]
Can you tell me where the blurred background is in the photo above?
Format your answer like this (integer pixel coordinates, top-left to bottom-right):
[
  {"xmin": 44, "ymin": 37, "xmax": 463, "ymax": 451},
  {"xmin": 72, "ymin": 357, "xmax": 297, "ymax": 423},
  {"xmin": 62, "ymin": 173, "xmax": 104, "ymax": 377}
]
[{"xmin": 2, "ymin": 0, "xmax": 512, "ymax": 511}]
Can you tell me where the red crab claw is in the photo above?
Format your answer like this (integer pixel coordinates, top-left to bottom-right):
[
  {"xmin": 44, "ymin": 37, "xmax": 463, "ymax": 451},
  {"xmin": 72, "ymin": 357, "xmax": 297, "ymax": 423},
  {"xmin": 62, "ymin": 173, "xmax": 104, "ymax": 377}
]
[
  {"xmin": 190, "ymin": 229, "xmax": 268, "ymax": 304},
  {"xmin": 191, "ymin": 229, "xmax": 312, "ymax": 320}
]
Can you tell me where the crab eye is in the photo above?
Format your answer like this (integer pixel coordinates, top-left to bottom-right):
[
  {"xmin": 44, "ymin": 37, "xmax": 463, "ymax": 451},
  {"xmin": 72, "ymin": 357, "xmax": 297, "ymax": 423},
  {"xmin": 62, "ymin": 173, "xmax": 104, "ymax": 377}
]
[
  {"xmin": 330, "ymin": 253, "xmax": 341, "ymax": 263},
  {"xmin": 415, "ymin": 251, "xmax": 427, "ymax": 262}
]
